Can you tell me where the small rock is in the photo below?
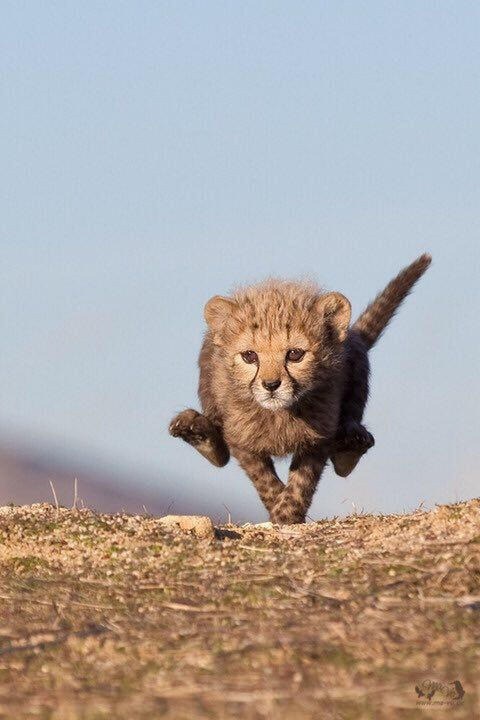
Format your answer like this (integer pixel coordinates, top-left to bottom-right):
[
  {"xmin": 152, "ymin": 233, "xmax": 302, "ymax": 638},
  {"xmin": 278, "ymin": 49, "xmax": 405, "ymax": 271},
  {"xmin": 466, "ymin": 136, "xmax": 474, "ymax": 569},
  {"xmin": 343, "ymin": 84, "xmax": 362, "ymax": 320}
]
[{"xmin": 158, "ymin": 515, "xmax": 214, "ymax": 539}]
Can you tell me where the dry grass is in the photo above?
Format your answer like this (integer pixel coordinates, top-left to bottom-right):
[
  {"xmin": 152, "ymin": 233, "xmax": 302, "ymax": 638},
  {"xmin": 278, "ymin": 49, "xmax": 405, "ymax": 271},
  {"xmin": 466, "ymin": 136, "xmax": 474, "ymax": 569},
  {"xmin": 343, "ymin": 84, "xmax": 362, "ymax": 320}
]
[{"xmin": 0, "ymin": 499, "xmax": 480, "ymax": 719}]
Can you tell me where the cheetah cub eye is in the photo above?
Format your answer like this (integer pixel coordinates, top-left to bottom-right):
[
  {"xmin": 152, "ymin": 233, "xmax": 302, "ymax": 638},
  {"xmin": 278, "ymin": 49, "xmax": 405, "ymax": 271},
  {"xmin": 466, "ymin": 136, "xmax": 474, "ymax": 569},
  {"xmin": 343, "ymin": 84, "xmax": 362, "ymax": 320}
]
[
  {"xmin": 286, "ymin": 348, "xmax": 305, "ymax": 362},
  {"xmin": 241, "ymin": 350, "xmax": 258, "ymax": 364}
]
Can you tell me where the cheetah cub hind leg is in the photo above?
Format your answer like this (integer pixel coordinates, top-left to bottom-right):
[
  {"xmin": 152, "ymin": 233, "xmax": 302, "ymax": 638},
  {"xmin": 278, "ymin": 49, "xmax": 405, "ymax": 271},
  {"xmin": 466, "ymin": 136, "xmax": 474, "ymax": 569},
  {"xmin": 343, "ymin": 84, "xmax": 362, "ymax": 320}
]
[
  {"xmin": 169, "ymin": 409, "xmax": 230, "ymax": 467},
  {"xmin": 331, "ymin": 420, "xmax": 375, "ymax": 478}
]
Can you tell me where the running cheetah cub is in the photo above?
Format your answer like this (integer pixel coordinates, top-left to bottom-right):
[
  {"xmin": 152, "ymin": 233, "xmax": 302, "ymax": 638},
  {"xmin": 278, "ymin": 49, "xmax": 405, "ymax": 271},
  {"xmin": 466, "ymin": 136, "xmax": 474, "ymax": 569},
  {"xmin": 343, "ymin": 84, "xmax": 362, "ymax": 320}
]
[{"xmin": 170, "ymin": 254, "xmax": 431, "ymax": 523}]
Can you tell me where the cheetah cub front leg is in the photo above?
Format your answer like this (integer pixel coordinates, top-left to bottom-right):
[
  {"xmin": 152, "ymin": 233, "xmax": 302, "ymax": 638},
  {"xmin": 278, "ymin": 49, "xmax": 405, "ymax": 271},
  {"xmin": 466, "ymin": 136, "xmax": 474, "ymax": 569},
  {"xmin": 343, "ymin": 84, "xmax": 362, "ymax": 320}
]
[
  {"xmin": 169, "ymin": 409, "xmax": 230, "ymax": 467},
  {"xmin": 330, "ymin": 420, "xmax": 375, "ymax": 477}
]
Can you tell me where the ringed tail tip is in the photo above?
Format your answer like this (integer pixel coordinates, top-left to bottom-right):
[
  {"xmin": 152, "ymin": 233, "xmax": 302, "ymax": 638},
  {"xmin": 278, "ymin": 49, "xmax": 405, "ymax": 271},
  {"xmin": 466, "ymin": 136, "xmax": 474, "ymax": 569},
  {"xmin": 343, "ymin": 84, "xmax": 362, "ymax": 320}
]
[{"xmin": 353, "ymin": 252, "xmax": 432, "ymax": 349}]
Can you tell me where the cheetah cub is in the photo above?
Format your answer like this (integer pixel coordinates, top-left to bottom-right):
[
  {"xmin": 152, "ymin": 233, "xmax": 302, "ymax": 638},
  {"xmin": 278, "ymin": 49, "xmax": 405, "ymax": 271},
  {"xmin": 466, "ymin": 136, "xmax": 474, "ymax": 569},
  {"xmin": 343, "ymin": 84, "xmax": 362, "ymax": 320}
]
[{"xmin": 170, "ymin": 254, "xmax": 431, "ymax": 524}]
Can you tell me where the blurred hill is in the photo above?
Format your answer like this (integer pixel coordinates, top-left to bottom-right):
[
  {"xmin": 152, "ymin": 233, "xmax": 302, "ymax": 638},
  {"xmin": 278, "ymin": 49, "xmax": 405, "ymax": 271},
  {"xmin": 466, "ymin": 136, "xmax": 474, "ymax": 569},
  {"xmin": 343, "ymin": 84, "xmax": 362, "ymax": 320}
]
[{"xmin": 0, "ymin": 436, "xmax": 206, "ymax": 516}]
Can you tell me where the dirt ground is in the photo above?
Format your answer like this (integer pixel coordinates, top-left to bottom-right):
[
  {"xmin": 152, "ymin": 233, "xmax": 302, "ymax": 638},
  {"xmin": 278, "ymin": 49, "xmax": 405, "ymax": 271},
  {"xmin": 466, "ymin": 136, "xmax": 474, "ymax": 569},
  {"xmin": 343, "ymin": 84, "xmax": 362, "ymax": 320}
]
[{"xmin": 0, "ymin": 498, "xmax": 479, "ymax": 719}]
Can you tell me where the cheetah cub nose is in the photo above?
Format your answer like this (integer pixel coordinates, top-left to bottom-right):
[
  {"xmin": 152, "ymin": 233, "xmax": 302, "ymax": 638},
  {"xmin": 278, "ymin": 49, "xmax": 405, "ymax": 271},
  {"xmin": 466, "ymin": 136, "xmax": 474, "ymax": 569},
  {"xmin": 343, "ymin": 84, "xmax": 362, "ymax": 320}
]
[{"xmin": 262, "ymin": 379, "xmax": 282, "ymax": 392}]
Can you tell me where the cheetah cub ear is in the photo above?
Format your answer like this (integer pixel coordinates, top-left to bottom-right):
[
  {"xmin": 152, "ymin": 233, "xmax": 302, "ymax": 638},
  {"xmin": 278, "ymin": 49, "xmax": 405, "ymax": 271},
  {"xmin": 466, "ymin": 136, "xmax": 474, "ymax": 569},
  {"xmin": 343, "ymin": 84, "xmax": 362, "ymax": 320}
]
[
  {"xmin": 315, "ymin": 292, "xmax": 351, "ymax": 342},
  {"xmin": 204, "ymin": 295, "xmax": 237, "ymax": 338}
]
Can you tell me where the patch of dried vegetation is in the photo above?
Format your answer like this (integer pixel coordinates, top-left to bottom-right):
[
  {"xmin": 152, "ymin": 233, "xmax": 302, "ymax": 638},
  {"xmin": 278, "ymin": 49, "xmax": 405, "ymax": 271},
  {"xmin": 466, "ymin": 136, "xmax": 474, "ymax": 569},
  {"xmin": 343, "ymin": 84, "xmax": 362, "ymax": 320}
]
[{"xmin": 0, "ymin": 499, "xmax": 479, "ymax": 718}]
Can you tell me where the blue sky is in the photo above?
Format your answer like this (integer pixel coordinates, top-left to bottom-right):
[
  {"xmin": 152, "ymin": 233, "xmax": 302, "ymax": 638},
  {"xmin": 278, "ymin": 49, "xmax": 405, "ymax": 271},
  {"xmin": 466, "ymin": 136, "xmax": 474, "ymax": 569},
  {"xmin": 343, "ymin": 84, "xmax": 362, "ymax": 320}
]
[{"xmin": 2, "ymin": 2, "xmax": 479, "ymax": 521}]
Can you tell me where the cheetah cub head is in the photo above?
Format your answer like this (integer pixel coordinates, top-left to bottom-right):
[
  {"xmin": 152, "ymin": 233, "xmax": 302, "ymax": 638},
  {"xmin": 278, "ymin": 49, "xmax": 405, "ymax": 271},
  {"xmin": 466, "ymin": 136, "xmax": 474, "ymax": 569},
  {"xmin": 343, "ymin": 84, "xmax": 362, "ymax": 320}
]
[{"xmin": 204, "ymin": 280, "xmax": 351, "ymax": 411}]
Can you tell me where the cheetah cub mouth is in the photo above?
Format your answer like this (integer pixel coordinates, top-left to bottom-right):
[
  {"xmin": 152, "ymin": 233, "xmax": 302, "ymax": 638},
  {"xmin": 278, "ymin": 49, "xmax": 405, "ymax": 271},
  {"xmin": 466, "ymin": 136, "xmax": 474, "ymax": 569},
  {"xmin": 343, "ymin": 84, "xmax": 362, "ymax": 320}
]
[{"xmin": 252, "ymin": 386, "xmax": 295, "ymax": 411}]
